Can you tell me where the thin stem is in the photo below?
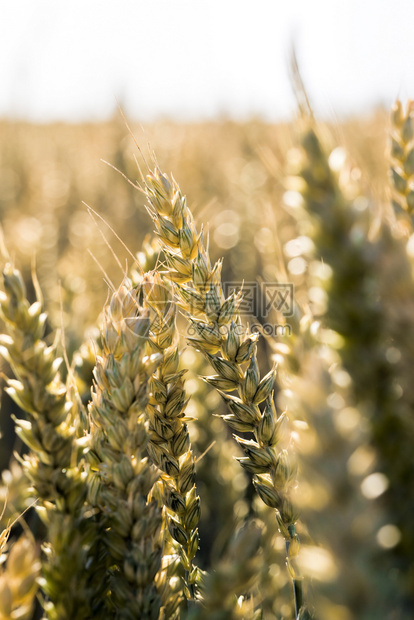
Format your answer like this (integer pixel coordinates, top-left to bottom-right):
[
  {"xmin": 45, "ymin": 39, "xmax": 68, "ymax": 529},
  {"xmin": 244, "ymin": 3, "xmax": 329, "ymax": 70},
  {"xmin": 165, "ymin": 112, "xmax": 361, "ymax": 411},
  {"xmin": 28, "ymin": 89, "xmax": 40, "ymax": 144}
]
[{"xmin": 284, "ymin": 525, "xmax": 303, "ymax": 620}]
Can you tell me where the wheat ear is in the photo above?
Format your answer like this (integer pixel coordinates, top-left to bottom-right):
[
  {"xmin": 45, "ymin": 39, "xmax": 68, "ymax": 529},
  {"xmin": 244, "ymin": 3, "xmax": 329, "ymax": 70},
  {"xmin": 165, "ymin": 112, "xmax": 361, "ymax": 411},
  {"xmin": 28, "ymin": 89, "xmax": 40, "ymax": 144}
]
[
  {"xmin": 185, "ymin": 520, "xmax": 264, "ymax": 620},
  {"xmin": 0, "ymin": 263, "xmax": 96, "ymax": 619},
  {"xmin": 87, "ymin": 276, "xmax": 184, "ymax": 618},
  {"xmin": 140, "ymin": 269, "xmax": 200, "ymax": 604},
  {"xmin": 390, "ymin": 99, "xmax": 414, "ymax": 227},
  {"xmin": 142, "ymin": 168, "xmax": 302, "ymax": 617},
  {"xmin": 290, "ymin": 122, "xmax": 414, "ymax": 614}
]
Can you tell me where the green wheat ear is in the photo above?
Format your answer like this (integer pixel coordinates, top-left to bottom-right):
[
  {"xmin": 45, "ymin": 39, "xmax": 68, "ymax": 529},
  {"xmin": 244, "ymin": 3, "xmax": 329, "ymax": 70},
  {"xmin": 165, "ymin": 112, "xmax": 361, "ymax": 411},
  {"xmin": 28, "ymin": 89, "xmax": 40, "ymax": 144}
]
[
  {"xmin": 0, "ymin": 262, "xmax": 97, "ymax": 619},
  {"xmin": 86, "ymin": 276, "xmax": 180, "ymax": 618},
  {"xmin": 140, "ymin": 270, "xmax": 201, "ymax": 605}
]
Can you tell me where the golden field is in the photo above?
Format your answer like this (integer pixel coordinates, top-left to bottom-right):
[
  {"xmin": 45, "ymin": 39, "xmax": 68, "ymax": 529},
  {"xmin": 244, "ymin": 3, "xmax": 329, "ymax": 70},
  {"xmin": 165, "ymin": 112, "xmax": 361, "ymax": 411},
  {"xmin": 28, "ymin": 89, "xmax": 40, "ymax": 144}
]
[{"xmin": 0, "ymin": 107, "xmax": 413, "ymax": 620}]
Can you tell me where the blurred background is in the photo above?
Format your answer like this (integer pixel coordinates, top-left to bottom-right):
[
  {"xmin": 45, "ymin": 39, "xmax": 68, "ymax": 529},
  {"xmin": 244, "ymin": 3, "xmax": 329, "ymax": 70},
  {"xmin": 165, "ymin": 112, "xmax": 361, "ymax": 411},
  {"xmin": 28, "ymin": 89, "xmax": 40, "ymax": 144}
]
[{"xmin": 0, "ymin": 0, "xmax": 409, "ymax": 333}]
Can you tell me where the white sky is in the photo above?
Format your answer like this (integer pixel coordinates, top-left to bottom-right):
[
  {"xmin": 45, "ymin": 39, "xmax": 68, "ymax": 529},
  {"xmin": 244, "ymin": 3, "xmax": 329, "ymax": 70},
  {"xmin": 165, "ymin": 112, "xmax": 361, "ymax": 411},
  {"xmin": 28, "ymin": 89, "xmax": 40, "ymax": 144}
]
[{"xmin": 1, "ymin": 0, "xmax": 414, "ymax": 122}]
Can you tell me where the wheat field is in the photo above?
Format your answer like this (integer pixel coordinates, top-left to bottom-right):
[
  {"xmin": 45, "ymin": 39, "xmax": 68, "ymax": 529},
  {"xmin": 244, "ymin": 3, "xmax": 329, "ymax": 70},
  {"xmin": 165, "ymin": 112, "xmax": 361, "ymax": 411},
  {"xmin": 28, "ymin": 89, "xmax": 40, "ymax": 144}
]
[{"xmin": 0, "ymin": 106, "xmax": 412, "ymax": 620}]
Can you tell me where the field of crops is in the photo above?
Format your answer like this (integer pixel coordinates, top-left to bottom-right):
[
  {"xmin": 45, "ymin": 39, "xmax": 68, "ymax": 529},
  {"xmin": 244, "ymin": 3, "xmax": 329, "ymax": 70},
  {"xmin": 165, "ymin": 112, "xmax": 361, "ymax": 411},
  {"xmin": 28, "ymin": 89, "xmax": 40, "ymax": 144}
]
[{"xmin": 0, "ymin": 105, "xmax": 413, "ymax": 619}]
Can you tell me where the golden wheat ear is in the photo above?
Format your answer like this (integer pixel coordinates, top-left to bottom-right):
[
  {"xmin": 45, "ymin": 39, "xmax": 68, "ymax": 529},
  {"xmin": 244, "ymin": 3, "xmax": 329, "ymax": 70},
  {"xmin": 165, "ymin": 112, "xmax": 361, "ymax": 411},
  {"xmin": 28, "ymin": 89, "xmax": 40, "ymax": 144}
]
[
  {"xmin": 142, "ymin": 166, "xmax": 303, "ymax": 617},
  {"xmin": 390, "ymin": 100, "xmax": 414, "ymax": 230}
]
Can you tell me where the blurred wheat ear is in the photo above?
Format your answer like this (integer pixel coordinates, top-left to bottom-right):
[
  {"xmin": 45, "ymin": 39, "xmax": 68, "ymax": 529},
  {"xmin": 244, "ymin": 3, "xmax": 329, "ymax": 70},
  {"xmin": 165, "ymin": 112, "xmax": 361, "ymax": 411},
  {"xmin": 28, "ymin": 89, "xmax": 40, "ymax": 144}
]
[
  {"xmin": 390, "ymin": 99, "xmax": 414, "ymax": 230},
  {"xmin": 284, "ymin": 115, "xmax": 414, "ymax": 617}
]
